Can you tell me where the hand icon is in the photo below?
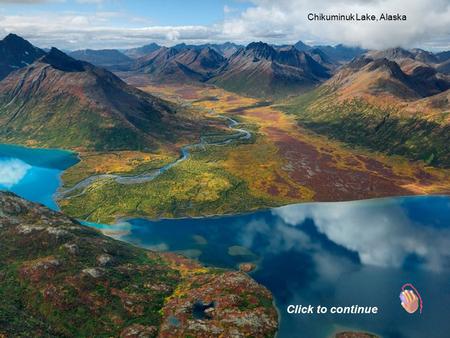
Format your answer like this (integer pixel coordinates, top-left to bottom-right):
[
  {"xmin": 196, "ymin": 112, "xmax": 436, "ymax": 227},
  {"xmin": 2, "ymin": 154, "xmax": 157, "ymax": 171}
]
[{"xmin": 400, "ymin": 289, "xmax": 419, "ymax": 314}]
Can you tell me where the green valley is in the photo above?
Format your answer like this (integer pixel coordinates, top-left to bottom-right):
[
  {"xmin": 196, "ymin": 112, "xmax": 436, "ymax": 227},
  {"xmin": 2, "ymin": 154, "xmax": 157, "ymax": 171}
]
[
  {"xmin": 280, "ymin": 90, "xmax": 450, "ymax": 167},
  {"xmin": 57, "ymin": 84, "xmax": 450, "ymax": 223}
]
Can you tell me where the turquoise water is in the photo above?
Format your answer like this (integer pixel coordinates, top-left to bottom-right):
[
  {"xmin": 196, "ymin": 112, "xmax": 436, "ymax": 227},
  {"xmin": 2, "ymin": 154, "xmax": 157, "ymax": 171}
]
[
  {"xmin": 1, "ymin": 144, "xmax": 449, "ymax": 338},
  {"xmin": 0, "ymin": 144, "xmax": 79, "ymax": 210}
]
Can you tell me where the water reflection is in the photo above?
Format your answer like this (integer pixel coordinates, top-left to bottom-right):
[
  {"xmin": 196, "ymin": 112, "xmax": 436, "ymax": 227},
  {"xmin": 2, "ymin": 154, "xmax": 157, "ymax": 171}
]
[
  {"xmin": 0, "ymin": 158, "xmax": 31, "ymax": 188},
  {"xmin": 0, "ymin": 144, "xmax": 78, "ymax": 210},
  {"xmin": 270, "ymin": 199, "xmax": 450, "ymax": 271},
  {"xmin": 103, "ymin": 196, "xmax": 450, "ymax": 338}
]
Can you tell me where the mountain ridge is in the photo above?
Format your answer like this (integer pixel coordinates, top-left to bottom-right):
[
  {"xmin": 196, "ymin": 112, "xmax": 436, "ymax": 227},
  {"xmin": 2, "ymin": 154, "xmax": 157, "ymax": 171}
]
[
  {"xmin": 281, "ymin": 53, "xmax": 450, "ymax": 167},
  {"xmin": 0, "ymin": 33, "xmax": 46, "ymax": 80},
  {"xmin": 210, "ymin": 41, "xmax": 331, "ymax": 98},
  {"xmin": 0, "ymin": 47, "xmax": 179, "ymax": 151},
  {"xmin": 134, "ymin": 45, "xmax": 226, "ymax": 83}
]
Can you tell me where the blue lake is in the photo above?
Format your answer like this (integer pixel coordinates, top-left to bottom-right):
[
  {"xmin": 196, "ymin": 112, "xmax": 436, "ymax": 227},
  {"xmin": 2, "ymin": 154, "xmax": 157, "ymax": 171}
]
[
  {"xmin": 1, "ymin": 144, "xmax": 449, "ymax": 338},
  {"xmin": 0, "ymin": 144, "xmax": 79, "ymax": 210}
]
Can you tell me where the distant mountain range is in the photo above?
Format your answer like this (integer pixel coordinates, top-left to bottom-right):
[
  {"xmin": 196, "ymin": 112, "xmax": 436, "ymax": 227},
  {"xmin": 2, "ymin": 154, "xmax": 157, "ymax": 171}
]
[
  {"xmin": 122, "ymin": 42, "xmax": 161, "ymax": 59},
  {"xmin": 170, "ymin": 42, "xmax": 242, "ymax": 58},
  {"xmin": 211, "ymin": 42, "xmax": 331, "ymax": 97},
  {"xmin": 309, "ymin": 44, "xmax": 366, "ymax": 63},
  {"xmin": 1, "ymin": 34, "xmax": 449, "ymax": 166},
  {"xmin": 366, "ymin": 47, "xmax": 450, "ymax": 75},
  {"xmin": 125, "ymin": 41, "xmax": 332, "ymax": 97},
  {"xmin": 134, "ymin": 45, "xmax": 226, "ymax": 83},
  {"xmin": 69, "ymin": 49, "xmax": 133, "ymax": 68},
  {"xmin": 122, "ymin": 42, "xmax": 241, "ymax": 60},
  {"xmin": 23, "ymin": 38, "xmax": 447, "ymax": 100},
  {"xmin": 59, "ymin": 39, "xmax": 367, "ymax": 98}
]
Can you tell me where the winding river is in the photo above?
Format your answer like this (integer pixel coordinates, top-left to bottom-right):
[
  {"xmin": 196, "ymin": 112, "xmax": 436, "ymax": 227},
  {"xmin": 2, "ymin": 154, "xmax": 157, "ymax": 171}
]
[{"xmin": 57, "ymin": 112, "xmax": 251, "ymax": 199}]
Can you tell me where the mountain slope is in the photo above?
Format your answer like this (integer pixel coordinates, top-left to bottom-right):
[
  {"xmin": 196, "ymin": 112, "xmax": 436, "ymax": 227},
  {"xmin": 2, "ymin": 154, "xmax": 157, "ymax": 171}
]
[
  {"xmin": 293, "ymin": 40, "xmax": 311, "ymax": 52},
  {"xmin": 328, "ymin": 56, "xmax": 450, "ymax": 99},
  {"xmin": 366, "ymin": 47, "xmax": 450, "ymax": 75},
  {"xmin": 135, "ymin": 46, "xmax": 226, "ymax": 83},
  {"xmin": 308, "ymin": 47, "xmax": 335, "ymax": 70},
  {"xmin": 308, "ymin": 43, "xmax": 366, "ymax": 63},
  {"xmin": 0, "ymin": 191, "xmax": 277, "ymax": 337},
  {"xmin": 69, "ymin": 49, "xmax": 132, "ymax": 68},
  {"xmin": 210, "ymin": 42, "xmax": 330, "ymax": 98},
  {"xmin": 0, "ymin": 33, "xmax": 46, "ymax": 80},
  {"xmin": 171, "ymin": 42, "xmax": 242, "ymax": 57},
  {"xmin": 281, "ymin": 56, "xmax": 450, "ymax": 167},
  {"xmin": 207, "ymin": 42, "xmax": 242, "ymax": 57},
  {"xmin": 0, "ymin": 48, "xmax": 178, "ymax": 151},
  {"xmin": 123, "ymin": 43, "xmax": 161, "ymax": 59}
]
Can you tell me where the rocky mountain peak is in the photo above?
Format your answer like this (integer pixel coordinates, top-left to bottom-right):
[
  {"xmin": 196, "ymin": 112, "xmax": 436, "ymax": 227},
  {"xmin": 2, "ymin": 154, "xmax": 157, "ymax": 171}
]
[
  {"xmin": 294, "ymin": 40, "xmax": 311, "ymax": 52},
  {"xmin": 0, "ymin": 33, "xmax": 46, "ymax": 79},
  {"xmin": 41, "ymin": 47, "xmax": 86, "ymax": 72},
  {"xmin": 245, "ymin": 41, "xmax": 277, "ymax": 60},
  {"xmin": 3, "ymin": 33, "xmax": 26, "ymax": 44},
  {"xmin": 367, "ymin": 57, "xmax": 406, "ymax": 79}
]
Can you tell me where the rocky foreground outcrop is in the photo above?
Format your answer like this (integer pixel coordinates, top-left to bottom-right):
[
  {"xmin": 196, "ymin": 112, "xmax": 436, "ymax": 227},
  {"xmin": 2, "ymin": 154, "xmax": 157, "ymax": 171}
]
[{"xmin": 0, "ymin": 192, "xmax": 277, "ymax": 337}]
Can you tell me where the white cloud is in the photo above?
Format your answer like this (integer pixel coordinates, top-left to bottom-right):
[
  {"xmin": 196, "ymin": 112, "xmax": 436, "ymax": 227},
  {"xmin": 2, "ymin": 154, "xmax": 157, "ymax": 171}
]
[
  {"xmin": 0, "ymin": 0, "xmax": 448, "ymax": 50},
  {"xmin": 0, "ymin": 12, "xmax": 219, "ymax": 49},
  {"xmin": 222, "ymin": 0, "xmax": 450, "ymax": 49},
  {"xmin": 0, "ymin": 158, "xmax": 31, "ymax": 188}
]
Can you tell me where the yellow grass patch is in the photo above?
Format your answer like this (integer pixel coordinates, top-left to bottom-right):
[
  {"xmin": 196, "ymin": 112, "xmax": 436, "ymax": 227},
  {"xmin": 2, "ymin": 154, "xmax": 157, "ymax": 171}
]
[{"xmin": 62, "ymin": 150, "xmax": 178, "ymax": 187}]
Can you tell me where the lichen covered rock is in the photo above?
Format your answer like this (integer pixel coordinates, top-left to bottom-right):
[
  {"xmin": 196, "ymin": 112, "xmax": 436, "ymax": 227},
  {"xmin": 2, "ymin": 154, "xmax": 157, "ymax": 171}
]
[{"xmin": 0, "ymin": 192, "xmax": 278, "ymax": 337}]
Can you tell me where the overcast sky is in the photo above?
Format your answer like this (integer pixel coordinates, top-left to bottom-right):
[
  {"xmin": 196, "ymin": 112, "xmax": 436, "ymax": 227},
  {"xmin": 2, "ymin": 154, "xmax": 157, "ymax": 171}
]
[{"xmin": 0, "ymin": 0, "xmax": 449, "ymax": 51}]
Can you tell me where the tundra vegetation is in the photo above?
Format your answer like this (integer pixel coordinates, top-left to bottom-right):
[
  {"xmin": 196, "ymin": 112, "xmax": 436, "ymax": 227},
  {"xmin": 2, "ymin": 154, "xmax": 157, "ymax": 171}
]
[{"xmin": 59, "ymin": 84, "xmax": 450, "ymax": 223}]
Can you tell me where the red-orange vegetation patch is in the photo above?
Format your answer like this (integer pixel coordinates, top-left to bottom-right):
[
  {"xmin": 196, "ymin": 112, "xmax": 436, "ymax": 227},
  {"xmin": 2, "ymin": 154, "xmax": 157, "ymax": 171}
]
[
  {"xmin": 344, "ymin": 157, "xmax": 362, "ymax": 168},
  {"xmin": 41, "ymin": 284, "xmax": 74, "ymax": 311},
  {"xmin": 226, "ymin": 95, "xmax": 239, "ymax": 102},
  {"xmin": 268, "ymin": 127, "xmax": 412, "ymax": 201},
  {"xmin": 356, "ymin": 155, "xmax": 403, "ymax": 180},
  {"xmin": 414, "ymin": 168, "xmax": 435, "ymax": 185},
  {"xmin": 111, "ymin": 288, "xmax": 146, "ymax": 316},
  {"xmin": 174, "ymin": 86, "xmax": 204, "ymax": 100},
  {"xmin": 19, "ymin": 256, "xmax": 61, "ymax": 283},
  {"xmin": 244, "ymin": 108, "xmax": 284, "ymax": 124},
  {"xmin": 267, "ymin": 184, "xmax": 280, "ymax": 197},
  {"xmin": 162, "ymin": 252, "xmax": 202, "ymax": 270},
  {"xmin": 267, "ymin": 172, "xmax": 303, "ymax": 198},
  {"xmin": 64, "ymin": 275, "xmax": 108, "ymax": 312},
  {"xmin": 159, "ymin": 271, "xmax": 277, "ymax": 338}
]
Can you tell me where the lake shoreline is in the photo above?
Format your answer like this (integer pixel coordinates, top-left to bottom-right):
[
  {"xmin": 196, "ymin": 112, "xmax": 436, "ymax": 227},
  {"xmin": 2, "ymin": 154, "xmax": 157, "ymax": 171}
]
[{"xmin": 1, "ymin": 143, "xmax": 450, "ymax": 337}]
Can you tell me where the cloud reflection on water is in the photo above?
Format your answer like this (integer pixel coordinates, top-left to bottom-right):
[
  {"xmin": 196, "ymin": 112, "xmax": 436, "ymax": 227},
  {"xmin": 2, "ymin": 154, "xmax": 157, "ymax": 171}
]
[
  {"xmin": 0, "ymin": 158, "xmax": 31, "ymax": 188},
  {"xmin": 269, "ymin": 200, "xmax": 450, "ymax": 271}
]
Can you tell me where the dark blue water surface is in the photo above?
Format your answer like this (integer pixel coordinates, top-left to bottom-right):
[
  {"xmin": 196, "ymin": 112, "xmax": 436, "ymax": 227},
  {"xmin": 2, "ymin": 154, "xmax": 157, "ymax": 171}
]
[{"xmin": 1, "ymin": 144, "xmax": 449, "ymax": 338}]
